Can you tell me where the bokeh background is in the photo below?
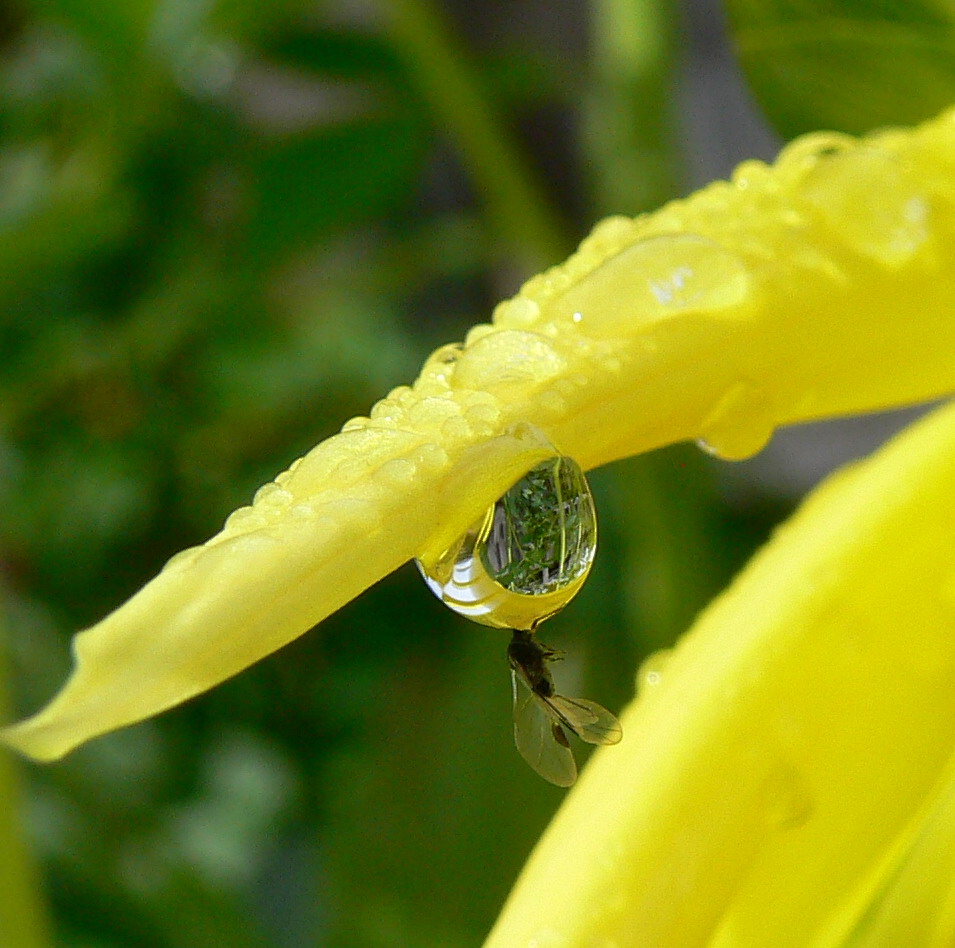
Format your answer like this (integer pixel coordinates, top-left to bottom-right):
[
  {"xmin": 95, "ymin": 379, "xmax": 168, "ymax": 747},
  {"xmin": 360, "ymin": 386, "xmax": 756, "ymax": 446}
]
[{"xmin": 0, "ymin": 1, "xmax": 936, "ymax": 946}]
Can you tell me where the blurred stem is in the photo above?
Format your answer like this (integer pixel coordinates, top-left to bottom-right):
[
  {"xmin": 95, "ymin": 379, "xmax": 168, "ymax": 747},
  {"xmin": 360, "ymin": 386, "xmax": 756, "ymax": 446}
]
[
  {"xmin": 0, "ymin": 607, "xmax": 53, "ymax": 948},
  {"xmin": 584, "ymin": 0, "xmax": 682, "ymax": 214},
  {"xmin": 380, "ymin": 0, "xmax": 572, "ymax": 270},
  {"xmin": 604, "ymin": 445, "xmax": 726, "ymax": 650}
]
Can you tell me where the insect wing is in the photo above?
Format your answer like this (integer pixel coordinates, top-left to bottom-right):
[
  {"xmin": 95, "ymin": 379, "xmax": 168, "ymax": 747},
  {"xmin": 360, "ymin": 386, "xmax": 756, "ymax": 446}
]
[
  {"xmin": 511, "ymin": 669, "xmax": 577, "ymax": 787},
  {"xmin": 547, "ymin": 695, "xmax": 623, "ymax": 746}
]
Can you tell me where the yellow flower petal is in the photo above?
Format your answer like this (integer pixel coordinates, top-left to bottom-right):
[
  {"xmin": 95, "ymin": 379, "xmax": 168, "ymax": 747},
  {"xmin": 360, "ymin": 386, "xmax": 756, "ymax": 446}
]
[
  {"xmin": 1, "ymin": 424, "xmax": 558, "ymax": 761},
  {"xmin": 6, "ymin": 106, "xmax": 955, "ymax": 760},
  {"xmin": 484, "ymin": 397, "xmax": 955, "ymax": 947}
]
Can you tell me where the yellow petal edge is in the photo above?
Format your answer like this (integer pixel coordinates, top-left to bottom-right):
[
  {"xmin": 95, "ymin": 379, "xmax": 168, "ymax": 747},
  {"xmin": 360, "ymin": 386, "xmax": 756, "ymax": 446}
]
[
  {"xmin": 6, "ymin": 106, "xmax": 955, "ymax": 761},
  {"xmin": 484, "ymin": 394, "xmax": 955, "ymax": 948}
]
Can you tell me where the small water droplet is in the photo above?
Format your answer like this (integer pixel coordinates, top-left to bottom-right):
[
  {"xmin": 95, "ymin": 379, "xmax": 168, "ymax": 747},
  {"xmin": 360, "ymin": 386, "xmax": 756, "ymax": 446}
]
[
  {"xmin": 801, "ymin": 147, "xmax": 931, "ymax": 265},
  {"xmin": 287, "ymin": 428, "xmax": 420, "ymax": 490},
  {"xmin": 731, "ymin": 158, "xmax": 771, "ymax": 191},
  {"xmin": 414, "ymin": 442, "xmax": 449, "ymax": 472},
  {"xmin": 341, "ymin": 416, "xmax": 370, "ymax": 432},
  {"xmin": 415, "ymin": 455, "xmax": 596, "ymax": 630},
  {"xmin": 429, "ymin": 342, "xmax": 464, "ymax": 366},
  {"xmin": 376, "ymin": 457, "xmax": 417, "ymax": 486},
  {"xmin": 224, "ymin": 505, "xmax": 267, "ymax": 532},
  {"xmin": 465, "ymin": 323, "xmax": 495, "ymax": 346},
  {"xmin": 253, "ymin": 483, "xmax": 292, "ymax": 508},
  {"xmin": 586, "ymin": 214, "xmax": 635, "ymax": 246},
  {"xmin": 496, "ymin": 297, "xmax": 541, "ymax": 327},
  {"xmin": 637, "ymin": 649, "xmax": 671, "ymax": 694},
  {"xmin": 274, "ymin": 456, "xmax": 302, "ymax": 486},
  {"xmin": 452, "ymin": 330, "xmax": 566, "ymax": 393},
  {"xmin": 417, "ymin": 342, "xmax": 464, "ymax": 388},
  {"xmin": 370, "ymin": 400, "xmax": 404, "ymax": 425},
  {"xmin": 464, "ymin": 402, "xmax": 500, "ymax": 434},
  {"xmin": 696, "ymin": 382, "xmax": 777, "ymax": 461},
  {"xmin": 406, "ymin": 395, "xmax": 462, "ymax": 431},
  {"xmin": 440, "ymin": 415, "xmax": 472, "ymax": 443},
  {"xmin": 777, "ymin": 131, "xmax": 856, "ymax": 176},
  {"xmin": 552, "ymin": 233, "xmax": 752, "ymax": 335}
]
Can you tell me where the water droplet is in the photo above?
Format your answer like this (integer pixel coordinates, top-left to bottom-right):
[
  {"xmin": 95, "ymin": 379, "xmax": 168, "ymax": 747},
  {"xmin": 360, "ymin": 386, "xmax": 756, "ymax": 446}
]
[
  {"xmin": 287, "ymin": 428, "xmax": 420, "ymax": 490},
  {"xmin": 696, "ymin": 382, "xmax": 777, "ymax": 461},
  {"xmin": 440, "ymin": 415, "xmax": 472, "ymax": 443},
  {"xmin": 341, "ymin": 416, "xmax": 370, "ymax": 432},
  {"xmin": 253, "ymin": 483, "xmax": 292, "ymax": 508},
  {"xmin": 376, "ymin": 457, "xmax": 416, "ymax": 486},
  {"xmin": 464, "ymin": 402, "xmax": 500, "ymax": 434},
  {"xmin": 496, "ymin": 297, "xmax": 541, "ymax": 328},
  {"xmin": 636, "ymin": 649, "xmax": 672, "ymax": 694},
  {"xmin": 415, "ymin": 455, "xmax": 596, "ymax": 630},
  {"xmin": 465, "ymin": 323, "xmax": 495, "ymax": 346},
  {"xmin": 416, "ymin": 343, "xmax": 464, "ymax": 389},
  {"xmin": 224, "ymin": 505, "xmax": 267, "ymax": 533},
  {"xmin": 801, "ymin": 147, "xmax": 931, "ymax": 265},
  {"xmin": 428, "ymin": 342, "xmax": 464, "ymax": 366},
  {"xmin": 731, "ymin": 158, "xmax": 772, "ymax": 191},
  {"xmin": 414, "ymin": 442, "xmax": 449, "ymax": 472},
  {"xmin": 777, "ymin": 131, "xmax": 855, "ymax": 177},
  {"xmin": 274, "ymin": 455, "xmax": 302, "ymax": 486},
  {"xmin": 552, "ymin": 233, "xmax": 751, "ymax": 335},
  {"xmin": 369, "ymin": 399, "xmax": 404, "ymax": 425},
  {"xmin": 406, "ymin": 395, "xmax": 462, "ymax": 431},
  {"xmin": 452, "ymin": 330, "xmax": 566, "ymax": 393}
]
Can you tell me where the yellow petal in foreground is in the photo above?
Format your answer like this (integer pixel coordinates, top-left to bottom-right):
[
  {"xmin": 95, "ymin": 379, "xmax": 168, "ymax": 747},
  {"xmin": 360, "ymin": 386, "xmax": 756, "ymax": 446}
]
[
  {"xmin": 7, "ymin": 106, "xmax": 955, "ymax": 760},
  {"xmin": 484, "ymin": 398, "xmax": 955, "ymax": 948}
]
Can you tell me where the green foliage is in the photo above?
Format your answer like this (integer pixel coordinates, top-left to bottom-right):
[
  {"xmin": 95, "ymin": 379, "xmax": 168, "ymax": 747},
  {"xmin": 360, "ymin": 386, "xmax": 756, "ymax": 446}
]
[{"xmin": 727, "ymin": 0, "xmax": 955, "ymax": 137}]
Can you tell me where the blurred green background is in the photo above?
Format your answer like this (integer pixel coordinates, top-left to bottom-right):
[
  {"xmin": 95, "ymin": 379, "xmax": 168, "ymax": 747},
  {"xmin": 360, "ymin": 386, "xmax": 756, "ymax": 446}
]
[{"xmin": 2, "ymin": 0, "xmax": 946, "ymax": 945}]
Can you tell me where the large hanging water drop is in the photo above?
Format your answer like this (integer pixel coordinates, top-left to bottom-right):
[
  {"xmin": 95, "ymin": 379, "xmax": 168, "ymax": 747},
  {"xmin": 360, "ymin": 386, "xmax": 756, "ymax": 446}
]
[{"xmin": 415, "ymin": 456, "xmax": 597, "ymax": 631}]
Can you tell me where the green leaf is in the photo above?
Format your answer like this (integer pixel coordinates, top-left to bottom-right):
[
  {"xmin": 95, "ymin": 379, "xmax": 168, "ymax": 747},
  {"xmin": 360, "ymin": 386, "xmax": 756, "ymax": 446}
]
[
  {"xmin": 266, "ymin": 27, "xmax": 408, "ymax": 83},
  {"xmin": 726, "ymin": 0, "xmax": 955, "ymax": 137},
  {"xmin": 243, "ymin": 111, "xmax": 428, "ymax": 265}
]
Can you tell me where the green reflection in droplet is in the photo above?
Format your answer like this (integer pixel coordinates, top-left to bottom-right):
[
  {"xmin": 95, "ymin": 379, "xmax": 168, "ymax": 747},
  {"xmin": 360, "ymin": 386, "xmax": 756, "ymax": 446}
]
[{"xmin": 416, "ymin": 456, "xmax": 597, "ymax": 630}]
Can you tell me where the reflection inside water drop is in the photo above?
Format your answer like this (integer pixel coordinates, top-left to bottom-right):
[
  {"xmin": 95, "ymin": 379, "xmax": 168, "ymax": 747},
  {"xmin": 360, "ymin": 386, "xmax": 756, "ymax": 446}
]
[{"xmin": 416, "ymin": 455, "xmax": 597, "ymax": 629}]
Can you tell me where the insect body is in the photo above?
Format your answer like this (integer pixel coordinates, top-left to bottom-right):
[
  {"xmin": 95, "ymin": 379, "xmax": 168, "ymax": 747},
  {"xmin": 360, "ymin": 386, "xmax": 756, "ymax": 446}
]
[{"xmin": 508, "ymin": 629, "xmax": 622, "ymax": 787}]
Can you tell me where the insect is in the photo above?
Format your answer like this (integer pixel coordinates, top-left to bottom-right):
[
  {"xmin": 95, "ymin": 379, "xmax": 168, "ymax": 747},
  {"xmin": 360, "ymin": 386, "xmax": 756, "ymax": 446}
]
[
  {"xmin": 416, "ymin": 449, "xmax": 622, "ymax": 785},
  {"xmin": 507, "ymin": 628, "xmax": 622, "ymax": 787}
]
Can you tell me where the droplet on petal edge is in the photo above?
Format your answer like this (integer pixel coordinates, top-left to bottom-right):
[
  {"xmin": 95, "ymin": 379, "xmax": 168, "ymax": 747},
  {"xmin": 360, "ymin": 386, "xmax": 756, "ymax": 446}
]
[
  {"xmin": 452, "ymin": 330, "xmax": 566, "ymax": 394},
  {"xmin": 636, "ymin": 649, "xmax": 672, "ymax": 695},
  {"xmin": 696, "ymin": 381, "xmax": 778, "ymax": 461},
  {"xmin": 550, "ymin": 233, "xmax": 752, "ymax": 336},
  {"xmin": 415, "ymin": 455, "xmax": 596, "ymax": 631}
]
